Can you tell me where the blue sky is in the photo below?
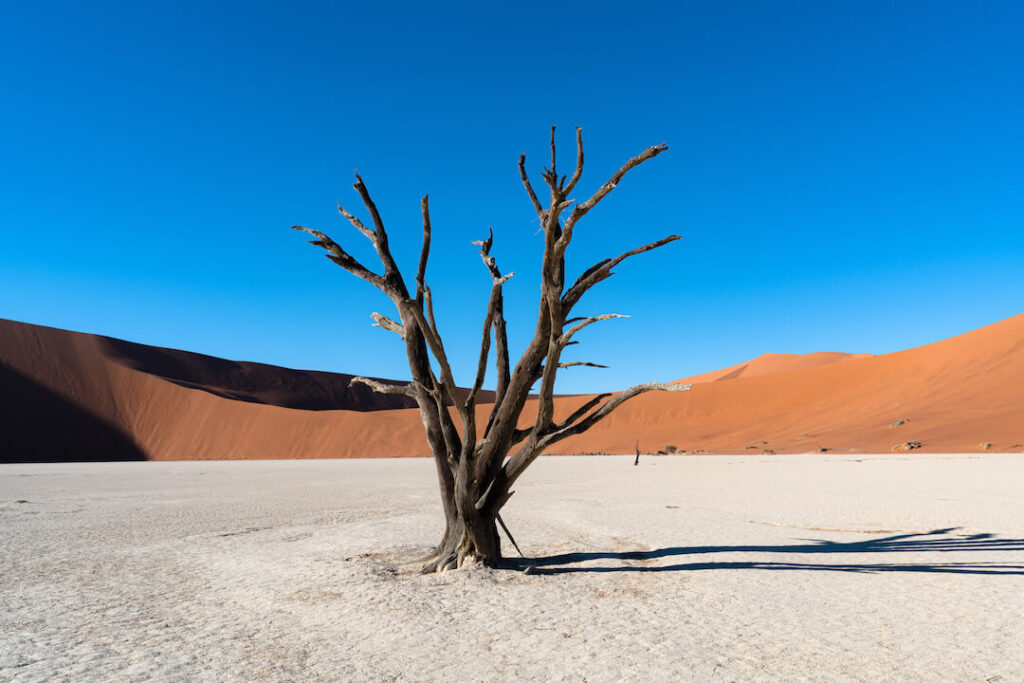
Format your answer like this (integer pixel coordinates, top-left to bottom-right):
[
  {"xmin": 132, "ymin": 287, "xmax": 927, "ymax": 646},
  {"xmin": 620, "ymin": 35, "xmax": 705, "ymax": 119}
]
[{"xmin": 2, "ymin": 1, "xmax": 1022, "ymax": 393}]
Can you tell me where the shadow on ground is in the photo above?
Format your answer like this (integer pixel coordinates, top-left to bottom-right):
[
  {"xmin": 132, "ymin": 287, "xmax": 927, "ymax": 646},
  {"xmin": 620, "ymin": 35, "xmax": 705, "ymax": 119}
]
[{"xmin": 511, "ymin": 528, "xmax": 1024, "ymax": 575}]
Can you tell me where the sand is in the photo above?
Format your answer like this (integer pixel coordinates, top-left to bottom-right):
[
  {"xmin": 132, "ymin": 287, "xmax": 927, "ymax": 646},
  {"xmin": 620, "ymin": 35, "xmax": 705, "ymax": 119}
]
[
  {"xmin": 673, "ymin": 350, "xmax": 874, "ymax": 384},
  {"xmin": 3, "ymin": 312, "xmax": 1024, "ymax": 462},
  {"xmin": 2, "ymin": 453, "xmax": 1022, "ymax": 681}
]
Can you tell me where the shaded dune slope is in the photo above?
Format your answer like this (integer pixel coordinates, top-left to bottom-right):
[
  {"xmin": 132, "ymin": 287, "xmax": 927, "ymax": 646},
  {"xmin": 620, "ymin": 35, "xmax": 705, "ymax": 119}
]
[
  {"xmin": 1, "ymin": 314, "xmax": 1022, "ymax": 461},
  {"xmin": 99, "ymin": 336, "xmax": 419, "ymax": 411},
  {"xmin": 0, "ymin": 363, "xmax": 147, "ymax": 463}
]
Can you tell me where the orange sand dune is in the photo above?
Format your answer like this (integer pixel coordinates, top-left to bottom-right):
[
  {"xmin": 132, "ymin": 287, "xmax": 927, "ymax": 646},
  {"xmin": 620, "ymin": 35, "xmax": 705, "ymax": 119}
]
[
  {"xmin": 552, "ymin": 313, "xmax": 1024, "ymax": 455},
  {"xmin": 0, "ymin": 319, "xmax": 429, "ymax": 461},
  {"xmin": 2, "ymin": 314, "xmax": 1023, "ymax": 461},
  {"xmin": 677, "ymin": 351, "xmax": 873, "ymax": 384}
]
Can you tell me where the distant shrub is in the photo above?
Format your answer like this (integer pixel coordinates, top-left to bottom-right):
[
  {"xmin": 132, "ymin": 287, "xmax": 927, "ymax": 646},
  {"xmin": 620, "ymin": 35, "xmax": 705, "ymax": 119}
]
[
  {"xmin": 664, "ymin": 445, "xmax": 678, "ymax": 454},
  {"xmin": 889, "ymin": 419, "xmax": 908, "ymax": 428}
]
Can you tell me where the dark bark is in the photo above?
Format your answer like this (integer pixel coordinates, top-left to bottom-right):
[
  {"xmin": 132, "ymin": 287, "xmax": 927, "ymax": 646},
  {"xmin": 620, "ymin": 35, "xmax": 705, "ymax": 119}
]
[{"xmin": 293, "ymin": 129, "xmax": 690, "ymax": 571}]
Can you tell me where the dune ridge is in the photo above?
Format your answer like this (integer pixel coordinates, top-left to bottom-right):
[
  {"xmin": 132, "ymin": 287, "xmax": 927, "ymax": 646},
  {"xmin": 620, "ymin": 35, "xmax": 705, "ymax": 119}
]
[
  {"xmin": 1, "ymin": 314, "xmax": 1022, "ymax": 461},
  {"xmin": 676, "ymin": 351, "xmax": 874, "ymax": 384}
]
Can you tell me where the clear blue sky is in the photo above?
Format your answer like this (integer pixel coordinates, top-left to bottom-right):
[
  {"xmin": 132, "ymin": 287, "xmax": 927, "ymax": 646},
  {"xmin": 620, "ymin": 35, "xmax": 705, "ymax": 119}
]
[{"xmin": 2, "ymin": 1, "xmax": 1022, "ymax": 393}]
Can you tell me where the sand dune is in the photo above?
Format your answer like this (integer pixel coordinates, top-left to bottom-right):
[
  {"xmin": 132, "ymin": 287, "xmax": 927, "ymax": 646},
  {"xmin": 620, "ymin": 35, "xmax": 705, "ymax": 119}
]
[
  {"xmin": 1, "ymin": 313, "xmax": 1022, "ymax": 461},
  {"xmin": 676, "ymin": 351, "xmax": 873, "ymax": 384},
  {"xmin": 0, "ymin": 320, "xmax": 432, "ymax": 461},
  {"xmin": 555, "ymin": 312, "xmax": 1024, "ymax": 455}
]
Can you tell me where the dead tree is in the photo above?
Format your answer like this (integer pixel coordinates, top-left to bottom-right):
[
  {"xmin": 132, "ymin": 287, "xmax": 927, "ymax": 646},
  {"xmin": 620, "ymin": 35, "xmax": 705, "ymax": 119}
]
[{"xmin": 293, "ymin": 128, "xmax": 691, "ymax": 572}]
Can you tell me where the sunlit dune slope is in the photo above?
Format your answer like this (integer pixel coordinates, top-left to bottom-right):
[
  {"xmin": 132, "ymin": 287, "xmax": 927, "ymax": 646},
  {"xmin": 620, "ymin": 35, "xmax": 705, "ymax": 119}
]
[
  {"xmin": 676, "ymin": 351, "xmax": 873, "ymax": 384},
  {"xmin": 1, "ymin": 313, "xmax": 1022, "ymax": 461},
  {"xmin": 550, "ymin": 312, "xmax": 1024, "ymax": 454}
]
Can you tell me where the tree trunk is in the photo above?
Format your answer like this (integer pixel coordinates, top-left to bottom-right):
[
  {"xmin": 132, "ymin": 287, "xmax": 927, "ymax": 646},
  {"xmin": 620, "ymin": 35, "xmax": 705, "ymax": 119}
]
[{"xmin": 421, "ymin": 486, "xmax": 502, "ymax": 572}]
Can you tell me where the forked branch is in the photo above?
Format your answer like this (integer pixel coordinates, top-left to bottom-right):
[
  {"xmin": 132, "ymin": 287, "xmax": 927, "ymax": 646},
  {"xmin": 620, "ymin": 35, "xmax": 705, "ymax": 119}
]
[
  {"xmin": 291, "ymin": 225, "xmax": 388, "ymax": 292},
  {"xmin": 564, "ymin": 143, "xmax": 669, "ymax": 232}
]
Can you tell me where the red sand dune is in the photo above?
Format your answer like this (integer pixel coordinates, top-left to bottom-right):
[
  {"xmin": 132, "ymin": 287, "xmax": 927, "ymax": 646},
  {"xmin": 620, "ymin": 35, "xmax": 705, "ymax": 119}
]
[
  {"xmin": 2, "ymin": 314, "xmax": 1023, "ymax": 461},
  {"xmin": 676, "ymin": 351, "xmax": 873, "ymax": 384}
]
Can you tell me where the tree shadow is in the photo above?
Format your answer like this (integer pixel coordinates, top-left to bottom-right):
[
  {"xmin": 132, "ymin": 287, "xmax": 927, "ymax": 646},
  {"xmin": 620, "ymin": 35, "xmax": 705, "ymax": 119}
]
[{"xmin": 509, "ymin": 528, "xmax": 1024, "ymax": 575}]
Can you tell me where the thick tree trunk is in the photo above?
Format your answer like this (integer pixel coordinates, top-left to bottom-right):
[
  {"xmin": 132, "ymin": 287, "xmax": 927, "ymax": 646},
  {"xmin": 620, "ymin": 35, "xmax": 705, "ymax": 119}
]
[{"xmin": 421, "ymin": 487, "xmax": 502, "ymax": 572}]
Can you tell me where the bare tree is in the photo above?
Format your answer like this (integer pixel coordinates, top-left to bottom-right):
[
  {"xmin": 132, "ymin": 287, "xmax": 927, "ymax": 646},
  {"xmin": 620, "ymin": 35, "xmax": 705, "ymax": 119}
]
[{"xmin": 293, "ymin": 128, "xmax": 691, "ymax": 572}]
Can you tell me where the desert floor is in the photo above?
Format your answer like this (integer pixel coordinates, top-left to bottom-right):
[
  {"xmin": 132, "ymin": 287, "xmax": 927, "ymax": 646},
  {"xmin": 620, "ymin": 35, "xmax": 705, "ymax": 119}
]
[{"xmin": 2, "ymin": 454, "xmax": 1023, "ymax": 682}]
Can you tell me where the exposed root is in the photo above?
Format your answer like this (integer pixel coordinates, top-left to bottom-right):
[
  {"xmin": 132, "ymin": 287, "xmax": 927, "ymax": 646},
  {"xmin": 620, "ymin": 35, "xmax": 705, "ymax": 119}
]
[{"xmin": 420, "ymin": 546, "xmax": 498, "ymax": 574}]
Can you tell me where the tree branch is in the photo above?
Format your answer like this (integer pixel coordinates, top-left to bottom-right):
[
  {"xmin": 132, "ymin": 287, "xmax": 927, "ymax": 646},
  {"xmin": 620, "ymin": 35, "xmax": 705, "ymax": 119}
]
[
  {"xmin": 505, "ymin": 382, "xmax": 692, "ymax": 484},
  {"xmin": 543, "ymin": 382, "xmax": 692, "ymax": 448},
  {"xmin": 353, "ymin": 173, "xmax": 386, "ymax": 235},
  {"xmin": 337, "ymin": 201, "xmax": 375, "ymax": 241},
  {"xmin": 508, "ymin": 427, "xmax": 534, "ymax": 448},
  {"xmin": 467, "ymin": 267, "xmax": 514, "ymax": 410},
  {"xmin": 471, "ymin": 229, "xmax": 513, "ymax": 432},
  {"xmin": 563, "ymin": 142, "xmax": 669, "ymax": 233},
  {"xmin": 352, "ymin": 174, "xmax": 405, "ymax": 287},
  {"xmin": 552, "ymin": 392, "xmax": 612, "ymax": 433},
  {"xmin": 561, "ymin": 313, "xmax": 628, "ymax": 346},
  {"xmin": 518, "ymin": 154, "xmax": 544, "ymax": 218},
  {"xmin": 291, "ymin": 225, "xmax": 388, "ymax": 292},
  {"xmin": 349, "ymin": 376, "xmax": 416, "ymax": 396},
  {"xmin": 403, "ymin": 301, "xmax": 467, "ymax": 420},
  {"xmin": 563, "ymin": 127, "xmax": 584, "ymax": 195},
  {"xmin": 549, "ymin": 125, "xmax": 557, "ymax": 181},
  {"xmin": 416, "ymin": 195, "xmax": 431, "ymax": 304},
  {"xmin": 370, "ymin": 312, "xmax": 405, "ymax": 338},
  {"xmin": 563, "ymin": 235, "xmax": 682, "ymax": 312},
  {"xmin": 557, "ymin": 361, "xmax": 608, "ymax": 369}
]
